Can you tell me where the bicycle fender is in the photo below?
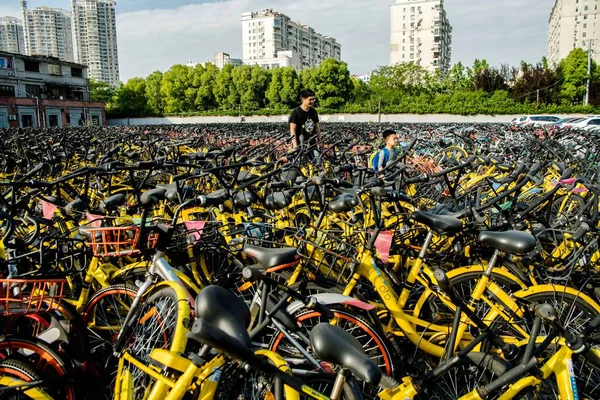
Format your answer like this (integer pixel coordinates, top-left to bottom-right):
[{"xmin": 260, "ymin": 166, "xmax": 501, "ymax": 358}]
[
  {"xmin": 286, "ymin": 293, "xmax": 374, "ymax": 315},
  {"xmin": 513, "ymin": 284, "xmax": 600, "ymax": 313}
]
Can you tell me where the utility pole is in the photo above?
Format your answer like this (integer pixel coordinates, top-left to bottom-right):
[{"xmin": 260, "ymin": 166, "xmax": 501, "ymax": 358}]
[
  {"xmin": 536, "ymin": 89, "xmax": 540, "ymax": 108},
  {"xmin": 377, "ymin": 97, "xmax": 381, "ymax": 123},
  {"xmin": 585, "ymin": 39, "xmax": 593, "ymax": 106}
]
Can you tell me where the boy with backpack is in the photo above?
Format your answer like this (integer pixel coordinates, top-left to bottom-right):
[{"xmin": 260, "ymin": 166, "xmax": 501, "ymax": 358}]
[{"xmin": 370, "ymin": 129, "xmax": 399, "ymax": 174}]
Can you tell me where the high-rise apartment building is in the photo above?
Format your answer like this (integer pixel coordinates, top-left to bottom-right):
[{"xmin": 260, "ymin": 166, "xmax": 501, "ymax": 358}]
[
  {"xmin": 241, "ymin": 9, "xmax": 341, "ymax": 71},
  {"xmin": 390, "ymin": 0, "xmax": 452, "ymax": 73},
  {"xmin": 548, "ymin": 0, "xmax": 600, "ymax": 68},
  {"xmin": 71, "ymin": 0, "xmax": 119, "ymax": 86},
  {"xmin": 20, "ymin": 2, "xmax": 74, "ymax": 62},
  {"xmin": 0, "ymin": 17, "xmax": 26, "ymax": 54}
]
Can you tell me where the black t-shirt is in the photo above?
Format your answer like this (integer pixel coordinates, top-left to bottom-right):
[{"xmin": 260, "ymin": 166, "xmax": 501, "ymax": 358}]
[{"xmin": 289, "ymin": 106, "xmax": 319, "ymax": 144}]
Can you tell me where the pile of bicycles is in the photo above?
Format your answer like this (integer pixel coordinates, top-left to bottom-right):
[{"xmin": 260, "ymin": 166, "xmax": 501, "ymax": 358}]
[{"xmin": 0, "ymin": 122, "xmax": 599, "ymax": 400}]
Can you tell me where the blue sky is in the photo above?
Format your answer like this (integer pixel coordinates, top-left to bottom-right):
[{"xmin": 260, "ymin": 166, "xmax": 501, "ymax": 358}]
[{"xmin": 1, "ymin": 0, "xmax": 556, "ymax": 82}]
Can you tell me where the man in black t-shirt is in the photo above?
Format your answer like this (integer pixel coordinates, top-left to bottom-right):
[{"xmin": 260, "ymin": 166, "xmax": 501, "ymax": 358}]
[{"xmin": 289, "ymin": 90, "xmax": 322, "ymax": 149}]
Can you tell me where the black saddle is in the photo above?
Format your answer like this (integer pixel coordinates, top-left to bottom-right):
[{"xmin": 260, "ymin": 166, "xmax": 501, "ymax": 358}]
[
  {"xmin": 204, "ymin": 189, "xmax": 230, "ymax": 206},
  {"xmin": 310, "ymin": 323, "xmax": 382, "ymax": 385},
  {"xmin": 242, "ymin": 244, "xmax": 298, "ymax": 269},
  {"xmin": 99, "ymin": 193, "xmax": 126, "ymax": 213},
  {"xmin": 411, "ymin": 211, "xmax": 462, "ymax": 235},
  {"xmin": 265, "ymin": 191, "xmax": 292, "ymax": 211},
  {"xmin": 65, "ymin": 197, "xmax": 86, "ymax": 217},
  {"xmin": 478, "ymin": 231, "xmax": 536, "ymax": 255},
  {"xmin": 187, "ymin": 285, "xmax": 252, "ymax": 360},
  {"xmin": 157, "ymin": 183, "xmax": 195, "ymax": 202},
  {"xmin": 140, "ymin": 187, "xmax": 167, "ymax": 206},
  {"xmin": 234, "ymin": 191, "xmax": 258, "ymax": 208},
  {"xmin": 328, "ymin": 194, "xmax": 359, "ymax": 213}
]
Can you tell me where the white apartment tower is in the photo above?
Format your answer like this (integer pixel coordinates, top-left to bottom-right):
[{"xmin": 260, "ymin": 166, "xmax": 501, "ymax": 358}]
[
  {"xmin": 71, "ymin": 0, "xmax": 119, "ymax": 86},
  {"xmin": 20, "ymin": 1, "xmax": 74, "ymax": 62},
  {"xmin": 390, "ymin": 0, "xmax": 452, "ymax": 73},
  {"xmin": 241, "ymin": 9, "xmax": 342, "ymax": 71},
  {"xmin": 548, "ymin": 0, "xmax": 600, "ymax": 68},
  {"xmin": 0, "ymin": 17, "xmax": 26, "ymax": 54}
]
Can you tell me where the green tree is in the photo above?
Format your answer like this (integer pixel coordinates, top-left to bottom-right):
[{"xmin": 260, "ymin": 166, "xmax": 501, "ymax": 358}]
[
  {"xmin": 145, "ymin": 71, "xmax": 164, "ymax": 116},
  {"xmin": 193, "ymin": 63, "xmax": 219, "ymax": 111},
  {"xmin": 214, "ymin": 64, "xmax": 237, "ymax": 109},
  {"xmin": 89, "ymin": 78, "xmax": 117, "ymax": 103},
  {"xmin": 557, "ymin": 48, "xmax": 597, "ymax": 104},
  {"xmin": 266, "ymin": 67, "xmax": 300, "ymax": 109},
  {"xmin": 511, "ymin": 62, "xmax": 558, "ymax": 105},
  {"xmin": 113, "ymin": 77, "xmax": 149, "ymax": 117},
  {"xmin": 160, "ymin": 64, "xmax": 196, "ymax": 114},
  {"xmin": 231, "ymin": 65, "xmax": 270, "ymax": 110}
]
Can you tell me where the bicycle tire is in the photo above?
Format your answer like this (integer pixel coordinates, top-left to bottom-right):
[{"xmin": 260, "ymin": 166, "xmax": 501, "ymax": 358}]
[
  {"xmin": 0, "ymin": 359, "xmax": 53, "ymax": 400},
  {"xmin": 270, "ymin": 308, "xmax": 396, "ymax": 400},
  {"xmin": 0, "ymin": 336, "xmax": 74, "ymax": 400},
  {"xmin": 504, "ymin": 289, "xmax": 600, "ymax": 399},
  {"xmin": 119, "ymin": 283, "xmax": 191, "ymax": 399}
]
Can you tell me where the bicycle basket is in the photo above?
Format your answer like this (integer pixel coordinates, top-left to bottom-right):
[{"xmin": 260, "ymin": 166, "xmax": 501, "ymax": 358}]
[
  {"xmin": 83, "ymin": 226, "xmax": 158, "ymax": 257},
  {"xmin": 0, "ymin": 278, "xmax": 67, "ymax": 317},
  {"xmin": 295, "ymin": 228, "xmax": 361, "ymax": 282}
]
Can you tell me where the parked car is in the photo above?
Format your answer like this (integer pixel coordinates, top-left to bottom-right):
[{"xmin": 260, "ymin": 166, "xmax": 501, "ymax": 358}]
[
  {"xmin": 512, "ymin": 115, "xmax": 561, "ymax": 126},
  {"xmin": 568, "ymin": 116, "xmax": 600, "ymax": 130},
  {"xmin": 553, "ymin": 117, "xmax": 582, "ymax": 126}
]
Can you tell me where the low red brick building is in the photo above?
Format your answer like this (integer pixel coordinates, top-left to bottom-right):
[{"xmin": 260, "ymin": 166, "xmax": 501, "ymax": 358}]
[{"xmin": 0, "ymin": 50, "xmax": 106, "ymax": 128}]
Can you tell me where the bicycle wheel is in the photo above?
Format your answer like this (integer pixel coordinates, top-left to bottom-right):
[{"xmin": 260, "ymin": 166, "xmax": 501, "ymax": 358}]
[
  {"xmin": 0, "ymin": 359, "xmax": 53, "ymax": 400},
  {"xmin": 414, "ymin": 269, "xmax": 526, "ymax": 331},
  {"xmin": 82, "ymin": 284, "xmax": 138, "ymax": 358},
  {"xmin": 0, "ymin": 337, "xmax": 75, "ymax": 400},
  {"xmin": 120, "ymin": 283, "xmax": 191, "ymax": 398},
  {"xmin": 270, "ymin": 308, "xmax": 396, "ymax": 400},
  {"xmin": 501, "ymin": 289, "xmax": 600, "ymax": 399}
]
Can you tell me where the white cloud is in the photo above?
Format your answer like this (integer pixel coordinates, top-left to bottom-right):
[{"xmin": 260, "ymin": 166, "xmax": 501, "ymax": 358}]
[
  {"xmin": 2, "ymin": 0, "xmax": 558, "ymax": 83},
  {"xmin": 116, "ymin": 0, "xmax": 392, "ymax": 81}
]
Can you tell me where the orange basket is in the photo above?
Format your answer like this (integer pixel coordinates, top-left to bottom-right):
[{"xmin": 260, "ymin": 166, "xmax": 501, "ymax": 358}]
[
  {"xmin": 0, "ymin": 278, "xmax": 67, "ymax": 317},
  {"xmin": 84, "ymin": 226, "xmax": 158, "ymax": 257}
]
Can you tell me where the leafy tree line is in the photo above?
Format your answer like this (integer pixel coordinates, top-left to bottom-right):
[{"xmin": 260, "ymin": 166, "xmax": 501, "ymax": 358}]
[{"xmin": 91, "ymin": 48, "xmax": 600, "ymax": 118}]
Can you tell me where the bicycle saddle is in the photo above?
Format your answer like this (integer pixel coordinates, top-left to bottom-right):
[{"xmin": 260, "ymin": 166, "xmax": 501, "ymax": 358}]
[
  {"xmin": 329, "ymin": 194, "xmax": 359, "ymax": 213},
  {"xmin": 204, "ymin": 188, "xmax": 229, "ymax": 206},
  {"xmin": 187, "ymin": 285, "xmax": 252, "ymax": 360},
  {"xmin": 99, "ymin": 193, "xmax": 126, "ymax": 213},
  {"xmin": 310, "ymin": 323, "xmax": 382, "ymax": 385},
  {"xmin": 478, "ymin": 230, "xmax": 536, "ymax": 255},
  {"xmin": 65, "ymin": 197, "xmax": 86, "ymax": 217},
  {"xmin": 157, "ymin": 183, "xmax": 194, "ymax": 202},
  {"xmin": 234, "ymin": 190, "xmax": 258, "ymax": 208},
  {"xmin": 242, "ymin": 244, "xmax": 298, "ymax": 270},
  {"xmin": 265, "ymin": 191, "xmax": 292, "ymax": 210},
  {"xmin": 140, "ymin": 187, "xmax": 167, "ymax": 206},
  {"xmin": 411, "ymin": 211, "xmax": 462, "ymax": 235}
]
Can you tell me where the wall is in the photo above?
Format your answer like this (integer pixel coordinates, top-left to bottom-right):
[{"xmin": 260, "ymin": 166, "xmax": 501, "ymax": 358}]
[{"xmin": 108, "ymin": 113, "xmax": 589, "ymax": 126}]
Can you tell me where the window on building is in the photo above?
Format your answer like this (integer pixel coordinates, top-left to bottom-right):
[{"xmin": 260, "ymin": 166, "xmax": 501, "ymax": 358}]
[
  {"xmin": 585, "ymin": 14, "xmax": 588, "ymax": 19},
  {"xmin": 25, "ymin": 84, "xmax": 42, "ymax": 98},
  {"xmin": 584, "ymin": 32, "xmax": 587, "ymax": 37},
  {"xmin": 411, "ymin": 6, "xmax": 415, "ymax": 12},
  {"xmin": 584, "ymin": 23, "xmax": 588, "ymax": 28},
  {"xmin": 585, "ymin": 5, "xmax": 589, "ymax": 10},
  {"xmin": 48, "ymin": 64, "xmax": 61, "ymax": 75},
  {"xmin": 0, "ymin": 85, "xmax": 15, "ymax": 97},
  {"xmin": 410, "ymin": 53, "xmax": 414, "ymax": 59},
  {"xmin": 24, "ymin": 60, "xmax": 40, "ymax": 72}
]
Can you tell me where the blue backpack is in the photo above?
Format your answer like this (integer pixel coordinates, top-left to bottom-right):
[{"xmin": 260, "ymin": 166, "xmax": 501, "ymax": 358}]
[{"xmin": 369, "ymin": 148, "xmax": 392, "ymax": 172}]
